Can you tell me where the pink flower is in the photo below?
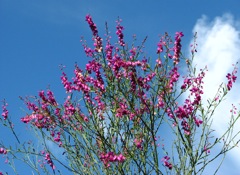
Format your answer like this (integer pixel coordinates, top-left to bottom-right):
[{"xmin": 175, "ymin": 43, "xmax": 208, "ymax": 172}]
[
  {"xmin": 47, "ymin": 90, "xmax": 58, "ymax": 106},
  {"xmin": 116, "ymin": 101, "xmax": 130, "ymax": 118},
  {"xmin": 85, "ymin": 15, "xmax": 98, "ymax": 37},
  {"xmin": 116, "ymin": 19, "xmax": 125, "ymax": 46},
  {"xmin": 54, "ymin": 132, "xmax": 61, "ymax": 143},
  {"xmin": 99, "ymin": 152, "xmax": 126, "ymax": 168},
  {"xmin": 181, "ymin": 120, "xmax": 190, "ymax": 135},
  {"xmin": 173, "ymin": 32, "xmax": 184, "ymax": 65},
  {"xmin": 94, "ymin": 36, "xmax": 103, "ymax": 52},
  {"xmin": 117, "ymin": 154, "xmax": 126, "ymax": 162},
  {"xmin": 61, "ymin": 72, "xmax": 73, "ymax": 93},
  {"xmin": 21, "ymin": 114, "xmax": 44, "ymax": 123},
  {"xmin": 156, "ymin": 59, "xmax": 162, "ymax": 67},
  {"xmin": 226, "ymin": 64, "xmax": 238, "ymax": 90},
  {"xmin": 157, "ymin": 38, "xmax": 164, "ymax": 54},
  {"xmin": 84, "ymin": 47, "xmax": 94, "ymax": 57},
  {"xmin": 161, "ymin": 156, "xmax": 172, "ymax": 170},
  {"xmin": 167, "ymin": 67, "xmax": 180, "ymax": 92},
  {"xmin": 134, "ymin": 138, "xmax": 143, "ymax": 150},
  {"xmin": 45, "ymin": 153, "xmax": 55, "ymax": 170},
  {"xmin": 204, "ymin": 144, "xmax": 211, "ymax": 154},
  {"xmin": 194, "ymin": 117, "xmax": 203, "ymax": 127},
  {"xmin": 1, "ymin": 100, "xmax": 8, "ymax": 120},
  {"xmin": 0, "ymin": 148, "xmax": 7, "ymax": 154}
]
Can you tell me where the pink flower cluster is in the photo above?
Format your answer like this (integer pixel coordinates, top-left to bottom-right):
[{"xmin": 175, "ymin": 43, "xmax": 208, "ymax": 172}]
[
  {"xmin": 85, "ymin": 15, "xmax": 103, "ymax": 53},
  {"xmin": 21, "ymin": 113, "xmax": 56, "ymax": 129},
  {"xmin": 189, "ymin": 71, "xmax": 205, "ymax": 106},
  {"xmin": 157, "ymin": 37, "xmax": 165, "ymax": 54},
  {"xmin": 156, "ymin": 32, "xmax": 184, "ymax": 66},
  {"xmin": 116, "ymin": 19, "xmax": 125, "ymax": 46},
  {"xmin": 129, "ymin": 47, "xmax": 136, "ymax": 60},
  {"xmin": 84, "ymin": 46, "xmax": 94, "ymax": 57},
  {"xmin": 61, "ymin": 63, "xmax": 105, "ymax": 105},
  {"xmin": 73, "ymin": 66, "xmax": 91, "ymax": 93},
  {"xmin": 157, "ymin": 93, "xmax": 165, "ymax": 108},
  {"xmin": 161, "ymin": 156, "xmax": 172, "ymax": 170},
  {"xmin": 105, "ymin": 43, "xmax": 114, "ymax": 61},
  {"xmin": 181, "ymin": 119, "xmax": 191, "ymax": 135},
  {"xmin": 226, "ymin": 66, "xmax": 237, "ymax": 90},
  {"xmin": 94, "ymin": 36, "xmax": 103, "ymax": 52},
  {"xmin": 61, "ymin": 72, "xmax": 73, "ymax": 92},
  {"xmin": 167, "ymin": 67, "xmax": 180, "ymax": 92},
  {"xmin": 137, "ymin": 72, "xmax": 156, "ymax": 91},
  {"xmin": 99, "ymin": 152, "xmax": 126, "ymax": 168},
  {"xmin": 107, "ymin": 56, "xmax": 149, "ymax": 94},
  {"xmin": 39, "ymin": 90, "xmax": 58, "ymax": 106},
  {"xmin": 86, "ymin": 60, "xmax": 104, "ymax": 88},
  {"xmin": 45, "ymin": 153, "xmax": 55, "ymax": 170},
  {"xmin": 85, "ymin": 15, "xmax": 98, "ymax": 37},
  {"xmin": 1, "ymin": 101, "xmax": 8, "ymax": 120},
  {"xmin": 116, "ymin": 101, "xmax": 130, "ymax": 118},
  {"xmin": 63, "ymin": 96, "xmax": 76, "ymax": 118},
  {"xmin": 21, "ymin": 113, "xmax": 43, "ymax": 123},
  {"xmin": 204, "ymin": 143, "xmax": 211, "ymax": 154},
  {"xmin": 0, "ymin": 148, "xmax": 7, "ymax": 154},
  {"xmin": 24, "ymin": 99, "xmax": 39, "ymax": 112},
  {"xmin": 21, "ymin": 90, "xmax": 58, "ymax": 128},
  {"xmin": 173, "ymin": 32, "xmax": 184, "ymax": 64},
  {"xmin": 52, "ymin": 131, "xmax": 62, "ymax": 146},
  {"xmin": 110, "ymin": 57, "xmax": 141, "ymax": 79},
  {"xmin": 167, "ymin": 70, "xmax": 205, "ymax": 135},
  {"xmin": 134, "ymin": 138, "xmax": 143, "ymax": 149}
]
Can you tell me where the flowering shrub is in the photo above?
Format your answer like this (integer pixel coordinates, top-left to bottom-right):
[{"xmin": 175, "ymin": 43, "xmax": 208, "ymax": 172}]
[{"xmin": 0, "ymin": 15, "xmax": 240, "ymax": 175}]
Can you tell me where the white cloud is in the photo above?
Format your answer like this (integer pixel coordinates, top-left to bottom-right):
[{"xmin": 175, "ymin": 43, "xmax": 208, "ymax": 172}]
[{"xmin": 189, "ymin": 13, "xmax": 240, "ymax": 173}]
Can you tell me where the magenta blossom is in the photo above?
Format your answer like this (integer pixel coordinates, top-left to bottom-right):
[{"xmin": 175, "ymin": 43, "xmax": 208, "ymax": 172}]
[
  {"xmin": 161, "ymin": 156, "xmax": 172, "ymax": 170},
  {"xmin": 99, "ymin": 152, "xmax": 126, "ymax": 168},
  {"xmin": 116, "ymin": 19, "xmax": 125, "ymax": 46},
  {"xmin": 0, "ymin": 148, "xmax": 7, "ymax": 154},
  {"xmin": 134, "ymin": 138, "xmax": 143, "ymax": 150},
  {"xmin": 226, "ymin": 71, "xmax": 237, "ymax": 91},
  {"xmin": 85, "ymin": 14, "xmax": 98, "ymax": 37},
  {"xmin": 173, "ymin": 32, "xmax": 184, "ymax": 65},
  {"xmin": 45, "ymin": 153, "xmax": 55, "ymax": 170},
  {"xmin": 1, "ymin": 101, "xmax": 8, "ymax": 120}
]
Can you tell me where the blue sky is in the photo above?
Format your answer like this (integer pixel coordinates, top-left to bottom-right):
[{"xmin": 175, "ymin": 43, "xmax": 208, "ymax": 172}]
[{"xmin": 1, "ymin": 0, "xmax": 240, "ymax": 174}]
